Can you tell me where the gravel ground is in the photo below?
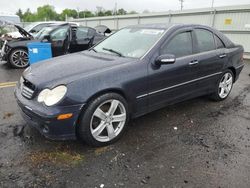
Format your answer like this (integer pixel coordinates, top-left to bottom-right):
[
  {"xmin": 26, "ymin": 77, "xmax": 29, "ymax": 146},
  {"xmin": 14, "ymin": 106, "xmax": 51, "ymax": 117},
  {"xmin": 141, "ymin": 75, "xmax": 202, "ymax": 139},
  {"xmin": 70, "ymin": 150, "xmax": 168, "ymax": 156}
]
[{"xmin": 0, "ymin": 60, "xmax": 249, "ymax": 188}]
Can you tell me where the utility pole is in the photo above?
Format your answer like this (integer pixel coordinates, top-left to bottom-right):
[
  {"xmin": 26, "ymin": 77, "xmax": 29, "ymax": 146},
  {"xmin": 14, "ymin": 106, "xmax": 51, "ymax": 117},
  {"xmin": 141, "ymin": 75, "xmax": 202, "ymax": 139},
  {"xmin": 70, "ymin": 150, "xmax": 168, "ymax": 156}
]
[
  {"xmin": 77, "ymin": 7, "xmax": 80, "ymax": 18},
  {"xmin": 179, "ymin": 0, "xmax": 184, "ymax": 10},
  {"xmin": 96, "ymin": 6, "xmax": 102, "ymax": 16},
  {"xmin": 211, "ymin": 0, "xmax": 215, "ymax": 8},
  {"xmin": 114, "ymin": 2, "xmax": 117, "ymax": 15}
]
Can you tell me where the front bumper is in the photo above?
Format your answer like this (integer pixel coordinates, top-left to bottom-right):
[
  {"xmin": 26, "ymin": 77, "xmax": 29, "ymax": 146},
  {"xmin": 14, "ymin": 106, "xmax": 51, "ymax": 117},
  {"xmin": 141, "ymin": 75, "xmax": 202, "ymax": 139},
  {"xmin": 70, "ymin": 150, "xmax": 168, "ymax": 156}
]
[
  {"xmin": 0, "ymin": 40, "xmax": 7, "ymax": 60},
  {"xmin": 15, "ymin": 88, "xmax": 85, "ymax": 140},
  {"xmin": 0, "ymin": 52, "xmax": 7, "ymax": 61}
]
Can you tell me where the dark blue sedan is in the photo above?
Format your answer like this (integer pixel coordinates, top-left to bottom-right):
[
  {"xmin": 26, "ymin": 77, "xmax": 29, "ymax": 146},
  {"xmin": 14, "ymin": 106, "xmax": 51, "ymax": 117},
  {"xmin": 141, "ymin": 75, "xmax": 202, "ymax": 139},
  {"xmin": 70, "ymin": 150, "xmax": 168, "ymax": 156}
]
[{"xmin": 15, "ymin": 23, "xmax": 244, "ymax": 146}]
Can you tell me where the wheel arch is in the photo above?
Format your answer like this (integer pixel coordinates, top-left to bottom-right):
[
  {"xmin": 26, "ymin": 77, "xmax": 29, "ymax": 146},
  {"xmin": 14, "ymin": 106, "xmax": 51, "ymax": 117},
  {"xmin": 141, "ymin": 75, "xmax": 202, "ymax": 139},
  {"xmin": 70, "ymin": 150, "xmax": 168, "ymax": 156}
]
[
  {"xmin": 227, "ymin": 67, "xmax": 236, "ymax": 82},
  {"xmin": 75, "ymin": 88, "xmax": 131, "ymax": 138},
  {"xmin": 8, "ymin": 46, "xmax": 28, "ymax": 61},
  {"xmin": 7, "ymin": 46, "xmax": 29, "ymax": 68},
  {"xmin": 8, "ymin": 46, "xmax": 28, "ymax": 55}
]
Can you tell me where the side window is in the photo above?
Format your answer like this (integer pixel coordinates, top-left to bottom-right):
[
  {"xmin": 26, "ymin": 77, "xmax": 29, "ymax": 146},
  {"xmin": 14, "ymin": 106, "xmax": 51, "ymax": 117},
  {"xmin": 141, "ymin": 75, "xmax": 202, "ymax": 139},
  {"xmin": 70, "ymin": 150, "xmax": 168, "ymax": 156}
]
[
  {"xmin": 50, "ymin": 26, "xmax": 69, "ymax": 40},
  {"xmin": 32, "ymin": 23, "xmax": 49, "ymax": 33},
  {"xmin": 87, "ymin": 28, "xmax": 96, "ymax": 37},
  {"xmin": 214, "ymin": 35, "xmax": 225, "ymax": 49},
  {"xmin": 76, "ymin": 27, "xmax": 88, "ymax": 39},
  {"xmin": 195, "ymin": 29, "xmax": 215, "ymax": 52},
  {"xmin": 161, "ymin": 32, "xmax": 193, "ymax": 58}
]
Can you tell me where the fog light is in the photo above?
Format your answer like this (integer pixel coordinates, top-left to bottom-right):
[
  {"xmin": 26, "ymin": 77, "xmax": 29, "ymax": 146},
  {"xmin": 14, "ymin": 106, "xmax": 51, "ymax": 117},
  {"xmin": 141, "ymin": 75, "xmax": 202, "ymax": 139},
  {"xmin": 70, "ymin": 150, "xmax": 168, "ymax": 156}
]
[{"xmin": 57, "ymin": 113, "xmax": 73, "ymax": 120}]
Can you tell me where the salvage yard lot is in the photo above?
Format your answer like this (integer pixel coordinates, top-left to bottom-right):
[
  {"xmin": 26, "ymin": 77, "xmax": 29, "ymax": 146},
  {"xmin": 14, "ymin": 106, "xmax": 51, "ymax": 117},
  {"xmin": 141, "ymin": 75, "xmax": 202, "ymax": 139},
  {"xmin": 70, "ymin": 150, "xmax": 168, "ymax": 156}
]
[{"xmin": 0, "ymin": 60, "xmax": 250, "ymax": 187}]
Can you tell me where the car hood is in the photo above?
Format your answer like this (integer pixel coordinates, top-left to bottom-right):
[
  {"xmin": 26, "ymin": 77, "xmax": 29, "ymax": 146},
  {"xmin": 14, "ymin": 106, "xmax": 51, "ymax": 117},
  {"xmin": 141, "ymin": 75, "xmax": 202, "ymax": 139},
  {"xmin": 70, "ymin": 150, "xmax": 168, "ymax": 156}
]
[
  {"xmin": 7, "ymin": 39, "xmax": 40, "ymax": 48},
  {"xmin": 6, "ymin": 31, "xmax": 22, "ymax": 38},
  {"xmin": 23, "ymin": 51, "xmax": 137, "ymax": 88},
  {"xmin": 14, "ymin": 25, "xmax": 33, "ymax": 39}
]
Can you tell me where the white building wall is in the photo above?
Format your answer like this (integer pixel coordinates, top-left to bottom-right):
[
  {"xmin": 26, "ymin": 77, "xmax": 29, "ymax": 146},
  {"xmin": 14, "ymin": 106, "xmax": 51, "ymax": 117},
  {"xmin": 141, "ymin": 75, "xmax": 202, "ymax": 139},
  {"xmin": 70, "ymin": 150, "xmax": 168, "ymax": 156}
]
[{"xmin": 71, "ymin": 4, "xmax": 250, "ymax": 53}]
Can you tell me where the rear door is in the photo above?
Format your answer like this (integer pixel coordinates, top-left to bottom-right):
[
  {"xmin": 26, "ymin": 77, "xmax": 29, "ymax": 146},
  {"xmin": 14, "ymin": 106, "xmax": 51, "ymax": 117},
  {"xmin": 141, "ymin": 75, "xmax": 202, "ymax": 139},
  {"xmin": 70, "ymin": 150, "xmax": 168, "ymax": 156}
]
[
  {"xmin": 50, "ymin": 25, "xmax": 70, "ymax": 56},
  {"xmin": 214, "ymin": 34, "xmax": 228, "ymax": 62},
  {"xmin": 192, "ymin": 28, "xmax": 226, "ymax": 90},
  {"xmin": 70, "ymin": 27, "xmax": 95, "ymax": 52}
]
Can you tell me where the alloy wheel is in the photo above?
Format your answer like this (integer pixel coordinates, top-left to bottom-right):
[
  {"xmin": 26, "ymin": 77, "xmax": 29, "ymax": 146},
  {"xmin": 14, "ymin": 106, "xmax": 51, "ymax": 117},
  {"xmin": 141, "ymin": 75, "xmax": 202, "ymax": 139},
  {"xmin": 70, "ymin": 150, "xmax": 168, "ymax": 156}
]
[
  {"xmin": 218, "ymin": 72, "xmax": 233, "ymax": 99},
  {"xmin": 11, "ymin": 49, "xmax": 29, "ymax": 68},
  {"xmin": 90, "ymin": 99, "xmax": 127, "ymax": 142}
]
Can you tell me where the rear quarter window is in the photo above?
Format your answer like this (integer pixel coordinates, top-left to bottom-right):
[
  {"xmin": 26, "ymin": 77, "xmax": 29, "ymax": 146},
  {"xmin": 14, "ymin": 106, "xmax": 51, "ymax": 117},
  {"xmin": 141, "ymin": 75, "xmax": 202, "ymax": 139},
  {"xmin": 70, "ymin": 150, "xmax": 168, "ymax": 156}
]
[{"xmin": 214, "ymin": 35, "xmax": 225, "ymax": 49}]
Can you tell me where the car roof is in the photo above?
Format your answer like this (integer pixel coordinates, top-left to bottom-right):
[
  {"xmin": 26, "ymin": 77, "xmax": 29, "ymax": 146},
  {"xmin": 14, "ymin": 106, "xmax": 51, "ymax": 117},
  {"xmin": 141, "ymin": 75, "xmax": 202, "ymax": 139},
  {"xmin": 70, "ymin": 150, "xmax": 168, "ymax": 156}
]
[
  {"xmin": 126, "ymin": 23, "xmax": 213, "ymax": 30},
  {"xmin": 127, "ymin": 23, "xmax": 178, "ymax": 30},
  {"xmin": 127, "ymin": 23, "xmax": 234, "ymax": 48},
  {"xmin": 42, "ymin": 23, "xmax": 77, "ymax": 28}
]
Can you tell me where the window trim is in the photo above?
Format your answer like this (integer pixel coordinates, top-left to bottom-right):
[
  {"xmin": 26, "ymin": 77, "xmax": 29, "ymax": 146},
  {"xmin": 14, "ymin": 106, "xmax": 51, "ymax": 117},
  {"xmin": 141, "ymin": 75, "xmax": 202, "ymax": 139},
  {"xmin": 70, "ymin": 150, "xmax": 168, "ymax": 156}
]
[{"xmin": 214, "ymin": 34, "xmax": 226, "ymax": 50}]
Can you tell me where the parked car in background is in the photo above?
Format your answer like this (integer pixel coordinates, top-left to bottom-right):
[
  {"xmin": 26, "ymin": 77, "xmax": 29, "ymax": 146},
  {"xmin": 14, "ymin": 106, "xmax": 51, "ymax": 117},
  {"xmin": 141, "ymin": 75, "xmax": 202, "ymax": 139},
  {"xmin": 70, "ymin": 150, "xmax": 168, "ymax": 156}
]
[
  {"xmin": 6, "ymin": 21, "xmax": 80, "ymax": 38},
  {"xmin": 15, "ymin": 23, "xmax": 244, "ymax": 146},
  {"xmin": 1, "ymin": 23, "xmax": 110, "ymax": 68}
]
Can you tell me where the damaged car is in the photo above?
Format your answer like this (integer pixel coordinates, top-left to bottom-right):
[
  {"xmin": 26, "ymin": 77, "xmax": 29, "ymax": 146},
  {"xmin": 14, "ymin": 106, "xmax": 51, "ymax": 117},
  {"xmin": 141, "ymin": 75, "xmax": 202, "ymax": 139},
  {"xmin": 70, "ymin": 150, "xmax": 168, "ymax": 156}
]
[
  {"xmin": 1, "ymin": 23, "xmax": 110, "ymax": 68},
  {"xmin": 6, "ymin": 21, "xmax": 80, "ymax": 38}
]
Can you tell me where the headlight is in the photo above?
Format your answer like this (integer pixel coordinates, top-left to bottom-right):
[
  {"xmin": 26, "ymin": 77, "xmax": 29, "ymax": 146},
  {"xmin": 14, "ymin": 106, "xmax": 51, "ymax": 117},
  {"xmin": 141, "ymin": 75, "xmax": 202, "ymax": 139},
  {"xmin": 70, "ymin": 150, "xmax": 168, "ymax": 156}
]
[
  {"xmin": 37, "ymin": 85, "xmax": 67, "ymax": 106},
  {"xmin": 19, "ymin": 76, "xmax": 24, "ymax": 89},
  {"xmin": 24, "ymin": 67, "xmax": 31, "ymax": 73}
]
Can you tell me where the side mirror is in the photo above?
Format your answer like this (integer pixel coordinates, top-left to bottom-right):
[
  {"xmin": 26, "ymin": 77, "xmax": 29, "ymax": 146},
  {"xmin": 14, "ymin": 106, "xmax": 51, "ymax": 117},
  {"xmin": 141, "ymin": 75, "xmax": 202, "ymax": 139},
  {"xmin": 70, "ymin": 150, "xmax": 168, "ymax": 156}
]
[
  {"xmin": 155, "ymin": 54, "xmax": 176, "ymax": 66},
  {"xmin": 42, "ymin": 35, "xmax": 51, "ymax": 42}
]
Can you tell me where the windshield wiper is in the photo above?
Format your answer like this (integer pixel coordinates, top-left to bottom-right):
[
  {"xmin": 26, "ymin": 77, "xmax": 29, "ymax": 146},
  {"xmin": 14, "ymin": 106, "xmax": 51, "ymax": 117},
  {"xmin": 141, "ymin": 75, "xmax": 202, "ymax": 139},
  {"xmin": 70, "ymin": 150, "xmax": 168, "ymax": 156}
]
[
  {"xmin": 89, "ymin": 48, "xmax": 97, "ymax": 52},
  {"xmin": 102, "ymin": 48, "xmax": 124, "ymax": 57}
]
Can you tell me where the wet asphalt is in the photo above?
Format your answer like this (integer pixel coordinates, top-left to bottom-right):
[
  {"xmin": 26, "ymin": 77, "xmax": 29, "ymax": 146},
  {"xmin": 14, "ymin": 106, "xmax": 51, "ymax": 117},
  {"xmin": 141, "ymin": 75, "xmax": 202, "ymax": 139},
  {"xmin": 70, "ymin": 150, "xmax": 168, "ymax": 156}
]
[{"xmin": 0, "ymin": 60, "xmax": 249, "ymax": 188}]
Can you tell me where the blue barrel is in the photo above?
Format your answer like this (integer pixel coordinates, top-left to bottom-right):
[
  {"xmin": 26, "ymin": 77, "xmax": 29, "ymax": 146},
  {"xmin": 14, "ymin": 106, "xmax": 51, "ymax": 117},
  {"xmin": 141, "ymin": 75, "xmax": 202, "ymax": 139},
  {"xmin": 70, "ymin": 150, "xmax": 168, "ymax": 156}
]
[{"xmin": 28, "ymin": 42, "xmax": 52, "ymax": 64}]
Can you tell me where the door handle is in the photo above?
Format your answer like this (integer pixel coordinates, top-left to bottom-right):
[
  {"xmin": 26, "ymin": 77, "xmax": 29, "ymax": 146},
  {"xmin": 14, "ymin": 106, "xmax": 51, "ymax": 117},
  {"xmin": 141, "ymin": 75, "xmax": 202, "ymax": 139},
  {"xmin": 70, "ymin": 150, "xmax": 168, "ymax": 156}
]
[
  {"xmin": 219, "ymin": 54, "xmax": 227, "ymax": 58},
  {"xmin": 189, "ymin": 60, "xmax": 199, "ymax": 66}
]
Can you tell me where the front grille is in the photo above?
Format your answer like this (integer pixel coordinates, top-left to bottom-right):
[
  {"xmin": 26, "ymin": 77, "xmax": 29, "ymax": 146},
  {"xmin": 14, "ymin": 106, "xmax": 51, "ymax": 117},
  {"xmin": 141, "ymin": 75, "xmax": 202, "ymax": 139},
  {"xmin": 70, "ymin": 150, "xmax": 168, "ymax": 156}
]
[
  {"xmin": 20, "ymin": 77, "xmax": 35, "ymax": 99},
  {"xmin": 22, "ymin": 86, "xmax": 34, "ymax": 99}
]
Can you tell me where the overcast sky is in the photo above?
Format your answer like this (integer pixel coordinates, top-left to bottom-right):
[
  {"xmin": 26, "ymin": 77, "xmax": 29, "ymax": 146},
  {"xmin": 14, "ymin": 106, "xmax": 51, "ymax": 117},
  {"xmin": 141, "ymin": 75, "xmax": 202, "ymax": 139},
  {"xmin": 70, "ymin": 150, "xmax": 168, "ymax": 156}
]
[{"xmin": 0, "ymin": 0, "xmax": 250, "ymax": 14}]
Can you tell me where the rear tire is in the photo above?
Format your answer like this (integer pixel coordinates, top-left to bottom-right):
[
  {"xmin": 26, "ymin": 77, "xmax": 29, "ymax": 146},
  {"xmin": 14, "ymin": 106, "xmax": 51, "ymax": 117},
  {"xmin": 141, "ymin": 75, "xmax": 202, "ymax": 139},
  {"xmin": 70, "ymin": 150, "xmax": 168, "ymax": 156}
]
[
  {"xmin": 77, "ymin": 93, "xmax": 129, "ymax": 147},
  {"xmin": 210, "ymin": 69, "xmax": 234, "ymax": 101},
  {"xmin": 9, "ymin": 48, "xmax": 29, "ymax": 69}
]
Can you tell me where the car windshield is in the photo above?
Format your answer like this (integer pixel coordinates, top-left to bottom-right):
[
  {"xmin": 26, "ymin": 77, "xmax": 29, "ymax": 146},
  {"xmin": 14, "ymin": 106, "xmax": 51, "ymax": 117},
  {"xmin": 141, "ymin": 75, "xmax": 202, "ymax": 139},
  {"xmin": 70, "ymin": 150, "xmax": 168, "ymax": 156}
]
[
  {"xmin": 94, "ymin": 28, "xmax": 165, "ymax": 58},
  {"xmin": 34, "ymin": 27, "xmax": 54, "ymax": 40}
]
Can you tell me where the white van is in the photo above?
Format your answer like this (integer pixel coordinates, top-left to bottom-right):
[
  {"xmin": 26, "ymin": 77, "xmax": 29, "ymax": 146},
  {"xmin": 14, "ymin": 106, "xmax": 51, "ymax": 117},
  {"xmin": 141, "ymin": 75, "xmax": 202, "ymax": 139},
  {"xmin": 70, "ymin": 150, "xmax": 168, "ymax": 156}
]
[{"xmin": 0, "ymin": 13, "xmax": 20, "ymax": 25}]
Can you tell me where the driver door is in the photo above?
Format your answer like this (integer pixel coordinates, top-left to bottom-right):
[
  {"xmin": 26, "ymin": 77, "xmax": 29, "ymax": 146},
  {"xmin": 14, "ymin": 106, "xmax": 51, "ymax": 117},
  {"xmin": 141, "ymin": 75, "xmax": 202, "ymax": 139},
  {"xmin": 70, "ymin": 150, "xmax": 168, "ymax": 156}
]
[
  {"xmin": 147, "ymin": 29, "xmax": 202, "ymax": 110},
  {"xmin": 50, "ymin": 25, "xmax": 70, "ymax": 56},
  {"xmin": 70, "ymin": 27, "xmax": 95, "ymax": 53}
]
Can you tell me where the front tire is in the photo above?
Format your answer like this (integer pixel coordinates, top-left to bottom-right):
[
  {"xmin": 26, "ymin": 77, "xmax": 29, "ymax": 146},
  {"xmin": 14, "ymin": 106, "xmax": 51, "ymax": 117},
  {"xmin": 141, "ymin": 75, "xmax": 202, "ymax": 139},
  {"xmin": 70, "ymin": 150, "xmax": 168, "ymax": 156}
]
[
  {"xmin": 9, "ymin": 48, "xmax": 29, "ymax": 69},
  {"xmin": 210, "ymin": 70, "xmax": 234, "ymax": 101},
  {"xmin": 77, "ymin": 93, "xmax": 129, "ymax": 147}
]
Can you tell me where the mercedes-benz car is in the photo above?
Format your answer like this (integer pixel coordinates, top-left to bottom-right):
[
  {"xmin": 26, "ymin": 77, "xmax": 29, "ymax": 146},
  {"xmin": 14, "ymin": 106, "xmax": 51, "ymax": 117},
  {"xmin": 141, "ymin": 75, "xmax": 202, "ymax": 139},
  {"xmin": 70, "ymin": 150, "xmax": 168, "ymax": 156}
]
[
  {"xmin": 1, "ymin": 23, "xmax": 109, "ymax": 68},
  {"xmin": 15, "ymin": 23, "xmax": 244, "ymax": 147}
]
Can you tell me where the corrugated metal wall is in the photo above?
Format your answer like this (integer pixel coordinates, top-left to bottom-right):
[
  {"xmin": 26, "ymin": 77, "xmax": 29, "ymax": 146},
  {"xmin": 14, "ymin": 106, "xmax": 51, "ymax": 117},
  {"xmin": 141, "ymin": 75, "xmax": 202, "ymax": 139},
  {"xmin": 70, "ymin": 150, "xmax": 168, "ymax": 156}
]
[{"xmin": 71, "ymin": 4, "xmax": 250, "ymax": 53}]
